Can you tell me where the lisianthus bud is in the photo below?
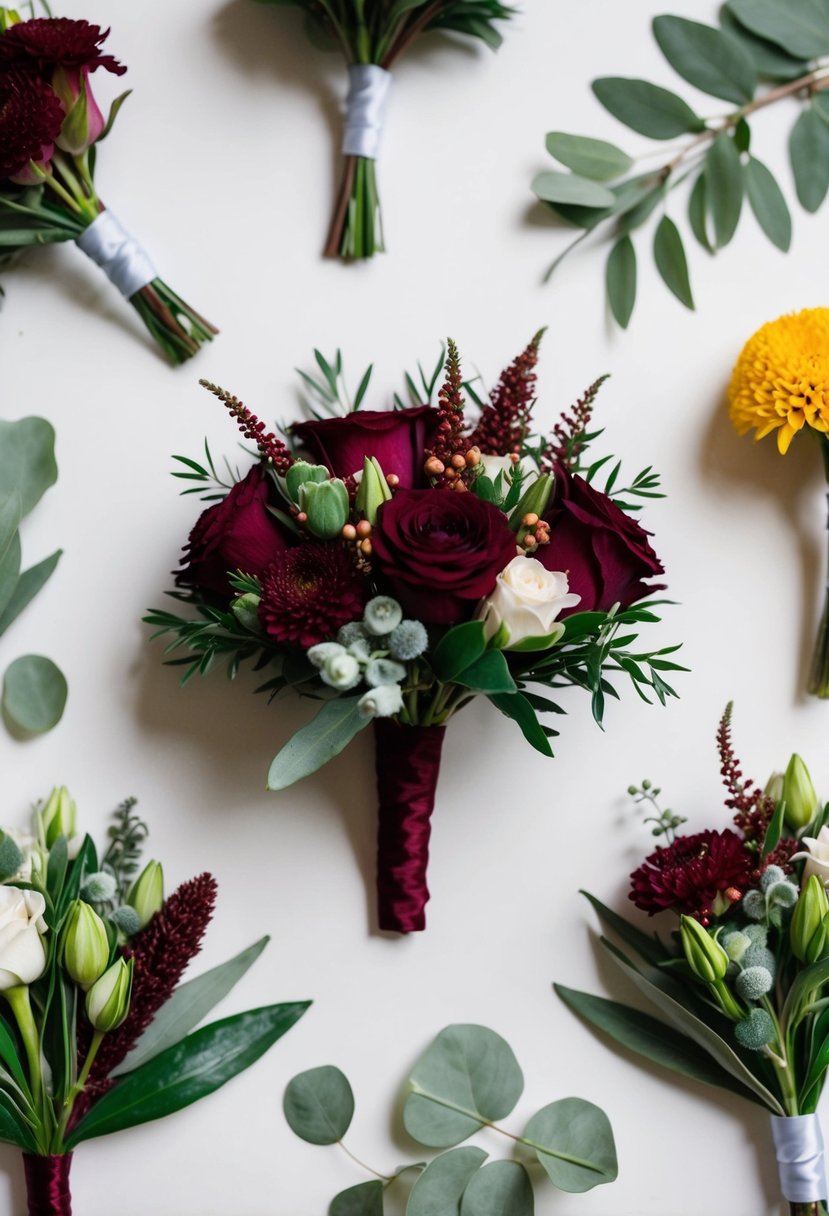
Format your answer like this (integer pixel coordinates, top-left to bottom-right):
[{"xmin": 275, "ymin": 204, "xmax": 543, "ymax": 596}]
[
  {"xmin": 63, "ymin": 900, "xmax": 109, "ymax": 988},
  {"xmin": 357, "ymin": 684, "xmax": 404, "ymax": 720},
  {"xmin": 680, "ymin": 915, "xmax": 729, "ymax": 983},
  {"xmin": 52, "ymin": 67, "xmax": 106, "ymax": 156},
  {"xmin": 321, "ymin": 652, "xmax": 361, "ymax": 690},
  {"xmin": 356, "ymin": 457, "xmax": 392, "ymax": 524},
  {"xmin": 127, "ymin": 861, "xmax": 164, "ymax": 931},
  {"xmin": 764, "ymin": 771, "xmax": 784, "ymax": 803},
  {"xmin": 363, "ymin": 596, "xmax": 403, "ymax": 636},
  {"xmin": 86, "ymin": 957, "xmax": 133, "ymax": 1032},
  {"xmin": 791, "ymin": 873, "xmax": 829, "ymax": 963},
  {"xmin": 38, "ymin": 787, "xmax": 76, "ymax": 849},
  {"xmin": 231, "ymin": 592, "xmax": 262, "ymax": 634},
  {"xmin": 300, "ymin": 479, "xmax": 350, "ymax": 540},
  {"xmin": 783, "ymin": 754, "xmax": 819, "ymax": 831}
]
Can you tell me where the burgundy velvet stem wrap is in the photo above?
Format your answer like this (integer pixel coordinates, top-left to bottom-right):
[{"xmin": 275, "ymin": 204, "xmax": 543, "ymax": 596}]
[
  {"xmin": 23, "ymin": 1155, "xmax": 72, "ymax": 1216},
  {"xmin": 373, "ymin": 720, "xmax": 445, "ymax": 934}
]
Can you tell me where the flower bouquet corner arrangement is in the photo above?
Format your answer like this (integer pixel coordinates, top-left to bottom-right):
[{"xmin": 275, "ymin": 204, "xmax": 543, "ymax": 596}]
[
  {"xmin": 0, "ymin": 9, "xmax": 216, "ymax": 364},
  {"xmin": 556, "ymin": 703, "xmax": 829, "ymax": 1216},
  {"xmin": 146, "ymin": 331, "xmax": 684, "ymax": 934},
  {"xmin": 0, "ymin": 786, "xmax": 309, "ymax": 1215},
  {"xmin": 254, "ymin": 1, "xmax": 516, "ymax": 260},
  {"xmin": 729, "ymin": 307, "xmax": 829, "ymax": 700}
]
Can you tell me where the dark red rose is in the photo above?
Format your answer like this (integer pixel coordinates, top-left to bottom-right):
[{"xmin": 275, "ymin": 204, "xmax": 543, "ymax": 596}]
[
  {"xmin": 372, "ymin": 489, "xmax": 517, "ymax": 625},
  {"xmin": 629, "ymin": 829, "xmax": 754, "ymax": 923},
  {"xmin": 292, "ymin": 406, "xmax": 440, "ymax": 489},
  {"xmin": 177, "ymin": 466, "xmax": 291, "ymax": 600},
  {"xmin": 0, "ymin": 19, "xmax": 126, "ymax": 75},
  {"xmin": 259, "ymin": 544, "xmax": 367, "ymax": 648},
  {"xmin": 0, "ymin": 70, "xmax": 63, "ymax": 180},
  {"xmin": 538, "ymin": 464, "xmax": 665, "ymax": 613}
]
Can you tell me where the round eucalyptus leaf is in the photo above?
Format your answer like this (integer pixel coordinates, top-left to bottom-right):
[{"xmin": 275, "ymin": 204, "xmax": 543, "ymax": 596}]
[
  {"xmin": 329, "ymin": 1180, "xmax": 383, "ymax": 1216},
  {"xmin": 459, "ymin": 1161, "xmax": 533, "ymax": 1216},
  {"xmin": 283, "ymin": 1065, "xmax": 354, "ymax": 1145},
  {"xmin": 0, "ymin": 419, "xmax": 57, "ymax": 518},
  {"xmin": 3, "ymin": 655, "xmax": 67, "ymax": 735},
  {"xmin": 407, "ymin": 1147, "xmax": 488, "ymax": 1216},
  {"xmin": 522, "ymin": 1098, "xmax": 618, "ymax": 1193},
  {"xmin": 404, "ymin": 1025, "xmax": 523, "ymax": 1149}
]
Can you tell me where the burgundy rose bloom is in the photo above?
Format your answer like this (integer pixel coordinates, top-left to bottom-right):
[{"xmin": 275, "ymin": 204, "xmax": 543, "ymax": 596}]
[
  {"xmin": 629, "ymin": 829, "xmax": 754, "ymax": 923},
  {"xmin": 372, "ymin": 489, "xmax": 517, "ymax": 625},
  {"xmin": 259, "ymin": 544, "xmax": 367, "ymax": 647},
  {"xmin": 538, "ymin": 464, "xmax": 665, "ymax": 614},
  {"xmin": 292, "ymin": 406, "xmax": 440, "ymax": 489},
  {"xmin": 0, "ymin": 18, "xmax": 126, "ymax": 75},
  {"xmin": 0, "ymin": 70, "xmax": 63, "ymax": 180},
  {"xmin": 177, "ymin": 467, "xmax": 291, "ymax": 600}
]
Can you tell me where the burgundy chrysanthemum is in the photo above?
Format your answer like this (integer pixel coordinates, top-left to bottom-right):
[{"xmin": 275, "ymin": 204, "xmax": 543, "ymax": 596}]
[
  {"xmin": 0, "ymin": 70, "xmax": 63, "ymax": 180},
  {"xmin": 629, "ymin": 829, "xmax": 755, "ymax": 924},
  {"xmin": 0, "ymin": 18, "xmax": 126, "ymax": 75},
  {"xmin": 259, "ymin": 543, "xmax": 368, "ymax": 648}
]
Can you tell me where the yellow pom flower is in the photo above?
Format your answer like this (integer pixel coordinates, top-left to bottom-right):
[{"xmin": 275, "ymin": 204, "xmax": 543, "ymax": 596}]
[{"xmin": 729, "ymin": 308, "xmax": 829, "ymax": 455}]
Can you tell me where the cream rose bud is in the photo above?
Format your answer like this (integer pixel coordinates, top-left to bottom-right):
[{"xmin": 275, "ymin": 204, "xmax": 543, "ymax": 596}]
[
  {"xmin": 793, "ymin": 825, "xmax": 829, "ymax": 886},
  {"xmin": 0, "ymin": 888, "xmax": 48, "ymax": 991},
  {"xmin": 479, "ymin": 556, "xmax": 581, "ymax": 648}
]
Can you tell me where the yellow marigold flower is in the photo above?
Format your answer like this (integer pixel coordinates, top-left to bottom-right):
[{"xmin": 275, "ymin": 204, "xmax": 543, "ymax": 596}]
[{"xmin": 728, "ymin": 308, "xmax": 829, "ymax": 455}]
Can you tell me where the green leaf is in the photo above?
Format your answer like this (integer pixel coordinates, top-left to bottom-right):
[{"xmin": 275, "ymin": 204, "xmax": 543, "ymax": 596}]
[
  {"xmin": 761, "ymin": 797, "xmax": 787, "ymax": 858},
  {"xmin": 0, "ymin": 418, "xmax": 57, "ymax": 517},
  {"xmin": 688, "ymin": 173, "xmax": 713, "ymax": 252},
  {"xmin": 653, "ymin": 216, "xmax": 694, "ymax": 309},
  {"xmin": 452, "ymin": 650, "xmax": 516, "ymax": 696},
  {"xmin": 652, "ymin": 15, "xmax": 756, "ymax": 104},
  {"xmin": 545, "ymin": 132, "xmax": 633, "ymax": 180},
  {"xmin": 488, "ymin": 691, "xmax": 554, "ymax": 757},
  {"xmin": 283, "ymin": 1065, "xmax": 354, "ymax": 1145},
  {"xmin": 408, "ymin": 1147, "xmax": 488, "ymax": 1216},
  {"xmin": 0, "ymin": 1088, "xmax": 37, "ymax": 1152},
  {"xmin": 267, "ymin": 697, "xmax": 367, "ymax": 790},
  {"xmin": 431, "ymin": 621, "xmax": 487, "ymax": 683},
  {"xmin": 404, "ymin": 1024, "xmax": 524, "ymax": 1148},
  {"xmin": 68, "ymin": 1002, "xmax": 311, "ymax": 1145},
  {"xmin": 790, "ymin": 106, "xmax": 829, "ymax": 213},
  {"xmin": 111, "ymin": 937, "xmax": 271, "ymax": 1077},
  {"xmin": 329, "ymin": 1181, "xmax": 384, "ymax": 1216},
  {"xmin": 523, "ymin": 1098, "xmax": 617, "ymax": 1192},
  {"xmin": 554, "ymin": 985, "xmax": 762, "ymax": 1103},
  {"xmin": 459, "ymin": 1162, "xmax": 533, "ymax": 1216},
  {"xmin": 782, "ymin": 955, "xmax": 829, "ymax": 1026},
  {"xmin": 532, "ymin": 171, "xmax": 615, "ymax": 207},
  {"xmin": 727, "ymin": 0, "xmax": 829, "ymax": 58},
  {"xmin": 0, "ymin": 1015, "xmax": 29, "ymax": 1095},
  {"xmin": 2, "ymin": 654, "xmax": 67, "ymax": 735},
  {"xmin": 606, "ymin": 235, "xmax": 637, "ymax": 328},
  {"xmin": 581, "ymin": 891, "xmax": 670, "ymax": 966},
  {"xmin": 592, "ymin": 77, "xmax": 705, "ymax": 139},
  {"xmin": 720, "ymin": 9, "xmax": 810, "ymax": 80},
  {"xmin": 0, "ymin": 529, "xmax": 20, "ymax": 621},
  {"xmin": 0, "ymin": 549, "xmax": 61, "ymax": 638},
  {"xmin": 706, "ymin": 132, "xmax": 744, "ymax": 248},
  {"xmin": 744, "ymin": 155, "xmax": 793, "ymax": 250}
]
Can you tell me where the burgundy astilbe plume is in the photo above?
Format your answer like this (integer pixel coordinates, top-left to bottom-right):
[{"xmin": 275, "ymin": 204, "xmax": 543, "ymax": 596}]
[
  {"xmin": 717, "ymin": 702, "xmax": 775, "ymax": 845},
  {"xmin": 423, "ymin": 339, "xmax": 473, "ymax": 487},
  {"xmin": 200, "ymin": 380, "xmax": 294, "ymax": 475},
  {"xmin": 0, "ymin": 18, "xmax": 126, "ymax": 75},
  {"xmin": 629, "ymin": 828, "xmax": 754, "ymax": 925},
  {"xmin": 0, "ymin": 70, "xmax": 64, "ymax": 180},
  {"xmin": 544, "ymin": 375, "xmax": 609, "ymax": 473},
  {"xmin": 468, "ymin": 329, "xmax": 544, "ymax": 457}
]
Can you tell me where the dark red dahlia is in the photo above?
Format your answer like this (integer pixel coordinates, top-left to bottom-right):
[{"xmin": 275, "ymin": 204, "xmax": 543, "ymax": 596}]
[
  {"xmin": 0, "ymin": 18, "xmax": 126, "ymax": 75},
  {"xmin": 629, "ymin": 828, "xmax": 754, "ymax": 923},
  {"xmin": 259, "ymin": 544, "xmax": 367, "ymax": 648},
  {"xmin": 0, "ymin": 70, "xmax": 63, "ymax": 180}
]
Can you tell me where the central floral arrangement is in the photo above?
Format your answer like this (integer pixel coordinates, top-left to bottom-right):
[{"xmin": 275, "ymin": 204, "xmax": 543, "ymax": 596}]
[{"xmin": 147, "ymin": 333, "xmax": 682, "ymax": 933}]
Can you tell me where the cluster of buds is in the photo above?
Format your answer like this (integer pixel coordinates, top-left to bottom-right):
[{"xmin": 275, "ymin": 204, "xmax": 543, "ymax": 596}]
[
  {"xmin": 518, "ymin": 512, "xmax": 551, "ymax": 552},
  {"xmin": 424, "ymin": 446, "xmax": 481, "ymax": 492},
  {"xmin": 509, "ymin": 474, "xmax": 554, "ymax": 549}
]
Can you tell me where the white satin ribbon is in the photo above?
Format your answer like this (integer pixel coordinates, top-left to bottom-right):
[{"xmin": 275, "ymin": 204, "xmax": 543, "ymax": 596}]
[
  {"xmin": 343, "ymin": 64, "xmax": 392, "ymax": 160},
  {"xmin": 75, "ymin": 210, "xmax": 156, "ymax": 299},
  {"xmin": 771, "ymin": 1114, "xmax": 827, "ymax": 1203}
]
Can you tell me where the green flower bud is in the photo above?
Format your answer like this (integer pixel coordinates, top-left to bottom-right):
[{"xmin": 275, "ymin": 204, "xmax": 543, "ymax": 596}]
[
  {"xmin": 284, "ymin": 461, "xmax": 329, "ymax": 505},
  {"xmin": 300, "ymin": 479, "xmax": 349, "ymax": 540},
  {"xmin": 764, "ymin": 771, "xmax": 785, "ymax": 803},
  {"xmin": 38, "ymin": 787, "xmax": 76, "ymax": 849},
  {"xmin": 721, "ymin": 930, "xmax": 751, "ymax": 964},
  {"xmin": 791, "ymin": 873, "xmax": 829, "ymax": 963},
  {"xmin": 783, "ymin": 754, "xmax": 819, "ymax": 831},
  {"xmin": 86, "ymin": 957, "xmax": 133, "ymax": 1032},
  {"xmin": 734, "ymin": 1008, "xmax": 776, "ymax": 1051},
  {"xmin": 63, "ymin": 900, "xmax": 109, "ymax": 988},
  {"xmin": 231, "ymin": 592, "xmax": 261, "ymax": 634},
  {"xmin": 355, "ymin": 456, "xmax": 392, "ymax": 525},
  {"xmin": 509, "ymin": 474, "xmax": 553, "ymax": 535},
  {"xmin": 127, "ymin": 861, "xmax": 164, "ymax": 931},
  {"xmin": 680, "ymin": 915, "xmax": 729, "ymax": 983}
]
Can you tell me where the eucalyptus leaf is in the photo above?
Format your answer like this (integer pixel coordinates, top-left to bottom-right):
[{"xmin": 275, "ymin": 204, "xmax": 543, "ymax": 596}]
[
  {"xmin": 652, "ymin": 216, "xmax": 694, "ymax": 309},
  {"xmin": 720, "ymin": 8, "xmax": 810, "ymax": 80},
  {"xmin": 407, "ymin": 1147, "xmax": 488, "ymax": 1216},
  {"xmin": 706, "ymin": 132, "xmax": 744, "ymax": 248},
  {"xmin": 2, "ymin": 654, "xmax": 67, "ymax": 735},
  {"xmin": 459, "ymin": 1161, "xmax": 533, "ymax": 1216},
  {"xmin": 522, "ymin": 1098, "xmax": 617, "ymax": 1192},
  {"xmin": 267, "ymin": 696, "xmax": 367, "ymax": 790},
  {"xmin": 329, "ymin": 1181, "xmax": 384, "ymax": 1216},
  {"xmin": 688, "ymin": 173, "xmax": 713, "ymax": 252},
  {"xmin": 790, "ymin": 106, "xmax": 829, "ymax": 213},
  {"xmin": 727, "ymin": 0, "xmax": 829, "ymax": 59},
  {"xmin": 0, "ymin": 1088, "xmax": 38, "ymax": 1152},
  {"xmin": 592, "ymin": 77, "xmax": 705, "ymax": 139},
  {"xmin": 532, "ymin": 172, "xmax": 615, "ymax": 208},
  {"xmin": 284, "ymin": 1065, "xmax": 355, "ymax": 1145},
  {"xmin": 545, "ymin": 133, "xmax": 633, "ymax": 181},
  {"xmin": 0, "ymin": 549, "xmax": 62, "ymax": 639},
  {"xmin": 0, "ymin": 530, "xmax": 21, "ymax": 620},
  {"xmin": 652, "ymin": 15, "xmax": 756, "ymax": 104},
  {"xmin": 606, "ymin": 235, "xmax": 636, "ymax": 328},
  {"xmin": 0, "ymin": 418, "xmax": 57, "ymax": 517}
]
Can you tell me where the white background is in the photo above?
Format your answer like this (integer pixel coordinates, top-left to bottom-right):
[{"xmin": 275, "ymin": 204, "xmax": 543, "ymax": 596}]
[{"xmin": 1, "ymin": 0, "xmax": 827, "ymax": 1212}]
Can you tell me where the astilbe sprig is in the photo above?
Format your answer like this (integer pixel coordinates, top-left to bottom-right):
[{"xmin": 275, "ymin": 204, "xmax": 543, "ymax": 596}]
[
  {"xmin": 199, "ymin": 379, "xmax": 294, "ymax": 475},
  {"xmin": 423, "ymin": 339, "xmax": 474, "ymax": 488},
  {"xmin": 544, "ymin": 375, "xmax": 610, "ymax": 473},
  {"xmin": 468, "ymin": 327, "xmax": 544, "ymax": 457}
]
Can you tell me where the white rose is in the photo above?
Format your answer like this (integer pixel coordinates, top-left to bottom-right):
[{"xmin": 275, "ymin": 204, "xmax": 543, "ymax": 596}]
[
  {"xmin": 479, "ymin": 555, "xmax": 581, "ymax": 649},
  {"xmin": 792, "ymin": 825, "xmax": 829, "ymax": 886},
  {"xmin": 0, "ymin": 887, "xmax": 48, "ymax": 991}
]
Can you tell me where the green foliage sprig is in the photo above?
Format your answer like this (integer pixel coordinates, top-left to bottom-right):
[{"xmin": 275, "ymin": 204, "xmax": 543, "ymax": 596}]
[
  {"xmin": 534, "ymin": 2, "xmax": 829, "ymax": 326},
  {"xmin": 284, "ymin": 1023, "xmax": 617, "ymax": 1214}
]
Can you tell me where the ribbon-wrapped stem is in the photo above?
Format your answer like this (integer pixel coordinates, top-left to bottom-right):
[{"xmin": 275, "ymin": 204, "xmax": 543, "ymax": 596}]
[
  {"xmin": 23, "ymin": 1154, "xmax": 72, "ymax": 1216},
  {"xmin": 772, "ymin": 1115, "xmax": 827, "ymax": 1214},
  {"xmin": 373, "ymin": 720, "xmax": 445, "ymax": 933},
  {"xmin": 324, "ymin": 65, "xmax": 391, "ymax": 260}
]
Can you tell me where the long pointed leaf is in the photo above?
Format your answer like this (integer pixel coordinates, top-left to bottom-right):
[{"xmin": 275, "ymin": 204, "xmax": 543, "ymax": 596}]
[
  {"xmin": 267, "ymin": 697, "xmax": 367, "ymax": 790},
  {"xmin": 0, "ymin": 550, "xmax": 62, "ymax": 638}
]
